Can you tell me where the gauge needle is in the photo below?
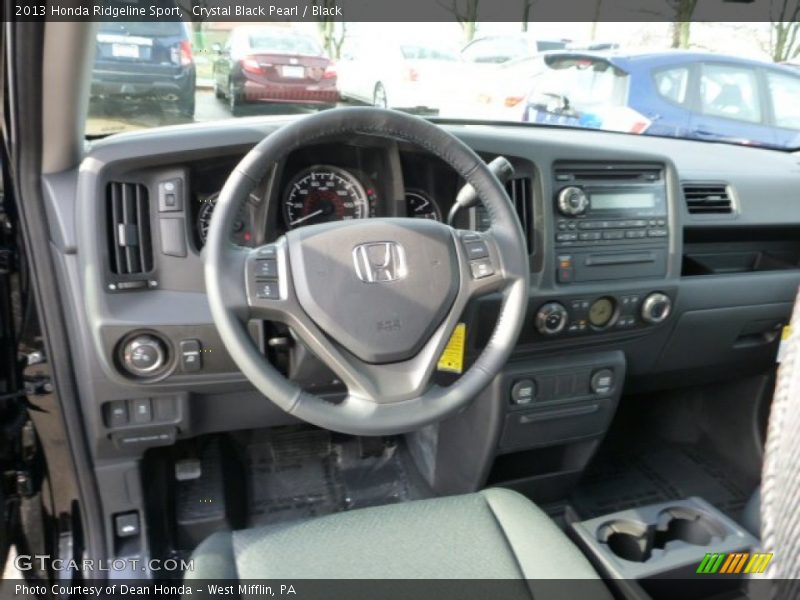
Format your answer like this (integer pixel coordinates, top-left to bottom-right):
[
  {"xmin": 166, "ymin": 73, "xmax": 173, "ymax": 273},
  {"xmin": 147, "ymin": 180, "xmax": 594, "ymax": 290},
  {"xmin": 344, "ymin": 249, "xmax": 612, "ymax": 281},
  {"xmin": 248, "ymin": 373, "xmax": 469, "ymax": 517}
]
[{"xmin": 290, "ymin": 210, "xmax": 324, "ymax": 227}]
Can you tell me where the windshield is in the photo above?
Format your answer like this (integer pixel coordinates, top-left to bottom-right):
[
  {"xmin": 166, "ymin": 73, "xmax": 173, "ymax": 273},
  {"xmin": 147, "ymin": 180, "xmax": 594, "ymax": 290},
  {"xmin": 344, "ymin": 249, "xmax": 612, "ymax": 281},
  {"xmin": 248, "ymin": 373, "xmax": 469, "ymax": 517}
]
[{"xmin": 86, "ymin": 20, "xmax": 800, "ymax": 150}]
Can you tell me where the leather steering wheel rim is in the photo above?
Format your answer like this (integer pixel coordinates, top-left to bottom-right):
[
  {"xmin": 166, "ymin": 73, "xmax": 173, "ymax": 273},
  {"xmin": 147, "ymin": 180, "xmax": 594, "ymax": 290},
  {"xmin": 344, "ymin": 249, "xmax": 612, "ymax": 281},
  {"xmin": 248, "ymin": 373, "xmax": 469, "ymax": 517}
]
[{"xmin": 204, "ymin": 108, "xmax": 529, "ymax": 435}]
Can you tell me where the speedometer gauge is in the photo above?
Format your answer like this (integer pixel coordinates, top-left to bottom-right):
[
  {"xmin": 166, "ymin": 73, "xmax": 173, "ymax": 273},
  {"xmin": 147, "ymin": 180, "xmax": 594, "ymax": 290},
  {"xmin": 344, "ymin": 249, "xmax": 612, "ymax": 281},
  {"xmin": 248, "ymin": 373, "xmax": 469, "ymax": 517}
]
[{"xmin": 283, "ymin": 165, "xmax": 370, "ymax": 229}]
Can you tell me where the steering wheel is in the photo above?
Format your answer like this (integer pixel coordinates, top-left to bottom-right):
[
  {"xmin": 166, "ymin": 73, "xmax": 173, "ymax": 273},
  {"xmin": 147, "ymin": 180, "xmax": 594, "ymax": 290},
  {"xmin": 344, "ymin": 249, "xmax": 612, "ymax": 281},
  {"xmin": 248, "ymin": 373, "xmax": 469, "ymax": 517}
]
[{"xmin": 204, "ymin": 108, "xmax": 529, "ymax": 435}]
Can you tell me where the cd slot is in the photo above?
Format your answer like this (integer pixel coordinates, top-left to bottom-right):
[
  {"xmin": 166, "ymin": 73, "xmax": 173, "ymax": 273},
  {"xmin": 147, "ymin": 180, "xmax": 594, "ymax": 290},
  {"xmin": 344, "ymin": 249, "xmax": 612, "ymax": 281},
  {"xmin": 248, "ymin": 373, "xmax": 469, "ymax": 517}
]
[{"xmin": 585, "ymin": 252, "xmax": 656, "ymax": 266}]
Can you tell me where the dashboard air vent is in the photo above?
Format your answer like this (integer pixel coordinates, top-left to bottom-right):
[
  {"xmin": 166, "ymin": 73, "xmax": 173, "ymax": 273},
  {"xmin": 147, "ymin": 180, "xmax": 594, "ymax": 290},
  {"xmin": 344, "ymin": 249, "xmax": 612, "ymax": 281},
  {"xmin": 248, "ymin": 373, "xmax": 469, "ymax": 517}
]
[
  {"xmin": 682, "ymin": 183, "xmax": 733, "ymax": 215},
  {"xmin": 507, "ymin": 177, "xmax": 533, "ymax": 252},
  {"xmin": 474, "ymin": 177, "xmax": 534, "ymax": 252},
  {"xmin": 554, "ymin": 163, "xmax": 663, "ymax": 183},
  {"xmin": 107, "ymin": 182, "xmax": 153, "ymax": 276},
  {"xmin": 475, "ymin": 177, "xmax": 533, "ymax": 252}
]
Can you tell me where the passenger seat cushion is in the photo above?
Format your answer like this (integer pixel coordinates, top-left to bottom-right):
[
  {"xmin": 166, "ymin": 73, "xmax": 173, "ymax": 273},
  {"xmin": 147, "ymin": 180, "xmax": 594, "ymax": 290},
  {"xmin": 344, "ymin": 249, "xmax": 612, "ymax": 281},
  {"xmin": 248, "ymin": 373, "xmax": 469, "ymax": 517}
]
[{"xmin": 187, "ymin": 488, "xmax": 606, "ymax": 587}]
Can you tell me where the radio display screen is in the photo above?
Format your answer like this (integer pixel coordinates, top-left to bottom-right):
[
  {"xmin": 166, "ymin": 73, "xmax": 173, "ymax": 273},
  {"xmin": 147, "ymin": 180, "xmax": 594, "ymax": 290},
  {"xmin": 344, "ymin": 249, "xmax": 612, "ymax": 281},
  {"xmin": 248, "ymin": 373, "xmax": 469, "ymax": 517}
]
[{"xmin": 591, "ymin": 192, "xmax": 657, "ymax": 210}]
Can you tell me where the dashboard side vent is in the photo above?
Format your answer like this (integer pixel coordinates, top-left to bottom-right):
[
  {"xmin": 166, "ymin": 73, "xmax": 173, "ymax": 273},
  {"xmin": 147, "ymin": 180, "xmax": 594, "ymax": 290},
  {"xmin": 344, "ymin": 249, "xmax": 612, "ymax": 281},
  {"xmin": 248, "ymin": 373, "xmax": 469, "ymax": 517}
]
[
  {"xmin": 507, "ymin": 177, "xmax": 533, "ymax": 252},
  {"xmin": 107, "ymin": 182, "xmax": 153, "ymax": 276},
  {"xmin": 554, "ymin": 162, "xmax": 663, "ymax": 183},
  {"xmin": 682, "ymin": 182, "xmax": 733, "ymax": 215}
]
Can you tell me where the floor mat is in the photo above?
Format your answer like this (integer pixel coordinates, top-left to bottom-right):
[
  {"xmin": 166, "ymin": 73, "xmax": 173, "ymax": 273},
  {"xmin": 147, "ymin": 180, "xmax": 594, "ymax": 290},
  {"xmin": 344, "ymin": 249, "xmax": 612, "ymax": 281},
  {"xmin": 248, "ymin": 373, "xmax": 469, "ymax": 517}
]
[
  {"xmin": 571, "ymin": 443, "xmax": 755, "ymax": 521},
  {"xmin": 244, "ymin": 428, "xmax": 426, "ymax": 526}
]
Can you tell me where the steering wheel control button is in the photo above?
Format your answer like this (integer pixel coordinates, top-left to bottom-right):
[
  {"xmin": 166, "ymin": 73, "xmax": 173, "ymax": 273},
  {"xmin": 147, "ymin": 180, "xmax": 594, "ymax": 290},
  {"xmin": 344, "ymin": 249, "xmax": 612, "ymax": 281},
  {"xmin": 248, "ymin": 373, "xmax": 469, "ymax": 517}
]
[
  {"xmin": 536, "ymin": 302, "xmax": 569, "ymax": 336},
  {"xmin": 122, "ymin": 335, "xmax": 167, "ymax": 377},
  {"xmin": 256, "ymin": 245, "xmax": 277, "ymax": 258},
  {"xmin": 464, "ymin": 240, "xmax": 489, "ymax": 260},
  {"xmin": 511, "ymin": 379, "xmax": 536, "ymax": 405},
  {"xmin": 180, "ymin": 339, "xmax": 202, "ymax": 372},
  {"xmin": 255, "ymin": 280, "xmax": 280, "ymax": 300},
  {"xmin": 470, "ymin": 258, "xmax": 494, "ymax": 279},
  {"xmin": 641, "ymin": 292, "xmax": 672, "ymax": 324},
  {"xmin": 255, "ymin": 259, "xmax": 278, "ymax": 278},
  {"xmin": 591, "ymin": 369, "xmax": 615, "ymax": 395},
  {"xmin": 131, "ymin": 398, "xmax": 153, "ymax": 424}
]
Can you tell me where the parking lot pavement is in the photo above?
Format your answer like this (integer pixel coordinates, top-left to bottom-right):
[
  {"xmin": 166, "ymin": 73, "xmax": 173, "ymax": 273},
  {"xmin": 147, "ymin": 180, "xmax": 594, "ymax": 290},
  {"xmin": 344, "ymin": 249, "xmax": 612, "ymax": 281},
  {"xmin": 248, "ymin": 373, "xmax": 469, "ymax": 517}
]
[{"xmin": 87, "ymin": 89, "xmax": 356, "ymax": 135}]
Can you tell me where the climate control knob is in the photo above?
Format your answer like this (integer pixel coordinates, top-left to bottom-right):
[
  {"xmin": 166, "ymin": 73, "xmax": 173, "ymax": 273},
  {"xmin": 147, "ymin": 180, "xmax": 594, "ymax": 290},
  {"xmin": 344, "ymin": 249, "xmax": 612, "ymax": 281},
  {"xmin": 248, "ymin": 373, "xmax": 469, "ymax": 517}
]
[
  {"xmin": 641, "ymin": 293, "xmax": 672, "ymax": 324},
  {"xmin": 536, "ymin": 302, "xmax": 569, "ymax": 336},
  {"xmin": 557, "ymin": 186, "xmax": 589, "ymax": 216},
  {"xmin": 121, "ymin": 334, "xmax": 167, "ymax": 377}
]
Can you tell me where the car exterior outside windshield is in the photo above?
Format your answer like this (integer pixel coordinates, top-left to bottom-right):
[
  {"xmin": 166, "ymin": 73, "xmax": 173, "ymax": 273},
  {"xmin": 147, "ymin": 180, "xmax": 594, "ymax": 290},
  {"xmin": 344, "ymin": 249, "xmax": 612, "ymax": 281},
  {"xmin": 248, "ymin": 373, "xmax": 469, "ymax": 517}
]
[
  {"xmin": 523, "ymin": 51, "xmax": 800, "ymax": 149},
  {"xmin": 212, "ymin": 26, "xmax": 338, "ymax": 115}
]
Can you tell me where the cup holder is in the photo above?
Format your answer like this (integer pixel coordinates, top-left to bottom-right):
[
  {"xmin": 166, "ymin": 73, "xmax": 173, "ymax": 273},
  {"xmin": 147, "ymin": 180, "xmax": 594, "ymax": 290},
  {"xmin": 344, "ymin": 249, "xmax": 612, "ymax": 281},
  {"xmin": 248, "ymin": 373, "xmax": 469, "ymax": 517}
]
[
  {"xmin": 601, "ymin": 520, "xmax": 654, "ymax": 562},
  {"xmin": 598, "ymin": 507, "xmax": 727, "ymax": 563}
]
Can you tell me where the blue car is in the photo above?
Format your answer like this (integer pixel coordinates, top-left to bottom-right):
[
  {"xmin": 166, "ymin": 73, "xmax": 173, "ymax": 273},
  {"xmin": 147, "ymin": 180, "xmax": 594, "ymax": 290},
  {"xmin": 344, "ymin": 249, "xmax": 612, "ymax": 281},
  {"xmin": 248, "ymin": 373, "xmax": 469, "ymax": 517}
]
[{"xmin": 523, "ymin": 50, "xmax": 800, "ymax": 149}]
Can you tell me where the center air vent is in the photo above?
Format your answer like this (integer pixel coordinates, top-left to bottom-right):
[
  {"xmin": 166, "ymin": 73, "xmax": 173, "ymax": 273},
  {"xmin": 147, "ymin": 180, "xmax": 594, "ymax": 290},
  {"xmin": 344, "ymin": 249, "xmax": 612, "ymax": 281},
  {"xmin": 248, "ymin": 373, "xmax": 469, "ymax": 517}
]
[
  {"xmin": 554, "ymin": 162, "xmax": 663, "ymax": 183},
  {"xmin": 682, "ymin": 182, "xmax": 734, "ymax": 215},
  {"xmin": 507, "ymin": 177, "xmax": 533, "ymax": 252},
  {"xmin": 475, "ymin": 177, "xmax": 534, "ymax": 252},
  {"xmin": 107, "ymin": 182, "xmax": 153, "ymax": 276}
]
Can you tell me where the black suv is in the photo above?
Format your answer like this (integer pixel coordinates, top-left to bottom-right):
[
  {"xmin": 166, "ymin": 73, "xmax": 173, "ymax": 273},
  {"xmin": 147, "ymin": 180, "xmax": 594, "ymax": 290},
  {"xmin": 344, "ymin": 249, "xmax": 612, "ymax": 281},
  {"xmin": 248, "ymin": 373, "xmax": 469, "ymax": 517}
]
[{"xmin": 91, "ymin": 21, "xmax": 196, "ymax": 118}]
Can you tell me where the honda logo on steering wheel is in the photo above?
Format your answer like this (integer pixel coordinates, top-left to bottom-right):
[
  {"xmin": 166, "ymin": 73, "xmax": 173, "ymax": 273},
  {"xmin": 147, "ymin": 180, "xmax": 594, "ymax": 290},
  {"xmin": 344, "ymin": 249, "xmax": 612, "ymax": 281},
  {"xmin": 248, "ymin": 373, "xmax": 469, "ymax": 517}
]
[{"xmin": 352, "ymin": 242, "xmax": 407, "ymax": 283}]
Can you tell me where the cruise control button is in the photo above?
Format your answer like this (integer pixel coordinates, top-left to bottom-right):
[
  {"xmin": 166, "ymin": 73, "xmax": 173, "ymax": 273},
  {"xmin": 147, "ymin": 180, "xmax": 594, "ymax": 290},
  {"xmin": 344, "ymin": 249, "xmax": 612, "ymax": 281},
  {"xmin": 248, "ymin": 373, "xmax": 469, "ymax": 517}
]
[
  {"xmin": 470, "ymin": 259, "xmax": 494, "ymax": 279},
  {"xmin": 255, "ymin": 280, "xmax": 280, "ymax": 299},
  {"xmin": 255, "ymin": 259, "xmax": 278, "ymax": 278},
  {"xmin": 464, "ymin": 241, "xmax": 489, "ymax": 260}
]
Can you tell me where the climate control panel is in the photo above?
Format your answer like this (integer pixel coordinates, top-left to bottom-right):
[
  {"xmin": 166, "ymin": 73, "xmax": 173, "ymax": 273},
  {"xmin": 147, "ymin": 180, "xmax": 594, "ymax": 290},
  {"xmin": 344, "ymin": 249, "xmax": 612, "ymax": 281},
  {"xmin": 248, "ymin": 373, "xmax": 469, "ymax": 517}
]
[{"xmin": 534, "ymin": 290, "xmax": 673, "ymax": 338}]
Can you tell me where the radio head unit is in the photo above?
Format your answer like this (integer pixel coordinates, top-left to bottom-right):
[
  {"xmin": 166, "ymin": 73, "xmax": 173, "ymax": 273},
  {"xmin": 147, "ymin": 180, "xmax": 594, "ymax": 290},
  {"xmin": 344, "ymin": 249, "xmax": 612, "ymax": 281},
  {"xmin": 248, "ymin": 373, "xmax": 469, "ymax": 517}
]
[{"xmin": 552, "ymin": 163, "xmax": 669, "ymax": 249}]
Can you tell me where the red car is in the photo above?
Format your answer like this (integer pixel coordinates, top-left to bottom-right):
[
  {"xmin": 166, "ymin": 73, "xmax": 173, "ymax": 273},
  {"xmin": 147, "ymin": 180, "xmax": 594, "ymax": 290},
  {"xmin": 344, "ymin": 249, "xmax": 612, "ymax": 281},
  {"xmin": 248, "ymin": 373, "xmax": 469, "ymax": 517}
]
[{"xmin": 213, "ymin": 27, "xmax": 338, "ymax": 114}]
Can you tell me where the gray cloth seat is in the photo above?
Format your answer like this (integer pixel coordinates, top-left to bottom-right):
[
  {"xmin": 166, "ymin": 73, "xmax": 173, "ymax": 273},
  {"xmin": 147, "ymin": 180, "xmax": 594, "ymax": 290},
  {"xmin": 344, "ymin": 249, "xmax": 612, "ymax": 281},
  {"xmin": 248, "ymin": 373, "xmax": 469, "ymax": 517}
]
[{"xmin": 187, "ymin": 488, "xmax": 609, "ymax": 594}]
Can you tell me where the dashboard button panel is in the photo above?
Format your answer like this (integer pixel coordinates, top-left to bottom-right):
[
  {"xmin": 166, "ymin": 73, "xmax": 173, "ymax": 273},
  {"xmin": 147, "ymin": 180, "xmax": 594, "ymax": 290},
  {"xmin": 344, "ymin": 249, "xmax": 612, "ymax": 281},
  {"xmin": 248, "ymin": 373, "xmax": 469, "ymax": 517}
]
[{"xmin": 534, "ymin": 290, "xmax": 674, "ymax": 339}]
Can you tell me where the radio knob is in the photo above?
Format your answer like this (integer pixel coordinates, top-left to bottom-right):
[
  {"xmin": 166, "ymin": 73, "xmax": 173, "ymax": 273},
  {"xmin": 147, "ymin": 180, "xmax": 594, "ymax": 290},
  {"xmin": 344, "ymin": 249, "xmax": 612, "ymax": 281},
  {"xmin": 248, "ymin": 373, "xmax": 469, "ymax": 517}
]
[
  {"xmin": 641, "ymin": 293, "xmax": 672, "ymax": 324},
  {"xmin": 121, "ymin": 335, "xmax": 167, "ymax": 377},
  {"xmin": 536, "ymin": 302, "xmax": 569, "ymax": 336},
  {"xmin": 557, "ymin": 186, "xmax": 589, "ymax": 216}
]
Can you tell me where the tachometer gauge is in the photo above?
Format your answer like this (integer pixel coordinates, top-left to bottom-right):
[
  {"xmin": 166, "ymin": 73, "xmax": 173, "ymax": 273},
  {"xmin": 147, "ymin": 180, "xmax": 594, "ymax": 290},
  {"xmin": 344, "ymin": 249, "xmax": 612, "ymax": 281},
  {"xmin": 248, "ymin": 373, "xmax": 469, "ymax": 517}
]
[
  {"xmin": 196, "ymin": 192, "xmax": 256, "ymax": 247},
  {"xmin": 405, "ymin": 189, "xmax": 441, "ymax": 221},
  {"xmin": 283, "ymin": 165, "xmax": 370, "ymax": 229}
]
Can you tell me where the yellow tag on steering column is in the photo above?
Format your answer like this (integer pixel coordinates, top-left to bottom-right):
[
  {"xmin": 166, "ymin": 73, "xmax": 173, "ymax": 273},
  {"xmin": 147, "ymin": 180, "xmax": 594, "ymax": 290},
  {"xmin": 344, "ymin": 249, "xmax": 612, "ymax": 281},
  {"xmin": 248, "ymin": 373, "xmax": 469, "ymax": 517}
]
[{"xmin": 437, "ymin": 323, "xmax": 466, "ymax": 374}]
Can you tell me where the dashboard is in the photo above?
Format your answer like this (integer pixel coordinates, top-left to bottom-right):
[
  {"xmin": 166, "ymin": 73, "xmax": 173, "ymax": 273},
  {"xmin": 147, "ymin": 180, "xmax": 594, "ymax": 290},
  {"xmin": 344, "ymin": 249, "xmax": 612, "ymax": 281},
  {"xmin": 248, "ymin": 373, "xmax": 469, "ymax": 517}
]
[{"xmin": 39, "ymin": 117, "xmax": 800, "ymax": 466}]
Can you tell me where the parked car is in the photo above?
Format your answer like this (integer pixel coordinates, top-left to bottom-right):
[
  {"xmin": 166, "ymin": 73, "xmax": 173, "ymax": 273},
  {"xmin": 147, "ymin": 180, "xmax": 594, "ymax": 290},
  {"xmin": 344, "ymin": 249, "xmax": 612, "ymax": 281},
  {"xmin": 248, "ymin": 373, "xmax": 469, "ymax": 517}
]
[
  {"xmin": 460, "ymin": 35, "xmax": 569, "ymax": 64},
  {"xmin": 523, "ymin": 50, "xmax": 800, "ymax": 148},
  {"xmin": 438, "ymin": 56, "xmax": 546, "ymax": 121},
  {"xmin": 91, "ymin": 21, "xmax": 196, "ymax": 118},
  {"xmin": 336, "ymin": 38, "xmax": 459, "ymax": 111},
  {"xmin": 212, "ymin": 27, "xmax": 338, "ymax": 115}
]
